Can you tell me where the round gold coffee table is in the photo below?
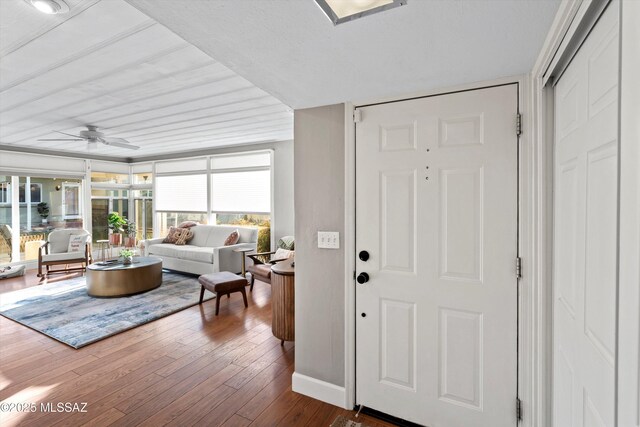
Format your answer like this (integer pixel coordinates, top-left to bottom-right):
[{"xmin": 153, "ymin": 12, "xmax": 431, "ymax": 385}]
[{"xmin": 87, "ymin": 256, "xmax": 162, "ymax": 297}]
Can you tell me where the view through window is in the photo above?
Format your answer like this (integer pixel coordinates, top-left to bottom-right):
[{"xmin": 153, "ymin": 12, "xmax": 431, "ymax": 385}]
[{"xmin": 0, "ymin": 175, "xmax": 84, "ymax": 263}]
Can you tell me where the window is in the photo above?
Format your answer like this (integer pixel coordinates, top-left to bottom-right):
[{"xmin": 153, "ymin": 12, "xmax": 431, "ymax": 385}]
[
  {"xmin": 210, "ymin": 170, "xmax": 271, "ymax": 213},
  {"xmin": 91, "ymin": 189, "xmax": 129, "ymax": 243},
  {"xmin": 132, "ymin": 190, "xmax": 153, "ymax": 240},
  {"xmin": 158, "ymin": 212, "xmax": 208, "ymax": 236},
  {"xmin": 91, "ymin": 172, "xmax": 129, "ymax": 184},
  {"xmin": 155, "ymin": 174, "xmax": 207, "ymax": 212},
  {"xmin": 0, "ymin": 182, "xmax": 9, "ymax": 204},
  {"xmin": 62, "ymin": 182, "xmax": 81, "ymax": 219},
  {"xmin": 133, "ymin": 173, "xmax": 152, "ymax": 185},
  {"xmin": 19, "ymin": 183, "xmax": 42, "ymax": 203},
  {"xmin": 209, "ymin": 152, "xmax": 272, "ymax": 253}
]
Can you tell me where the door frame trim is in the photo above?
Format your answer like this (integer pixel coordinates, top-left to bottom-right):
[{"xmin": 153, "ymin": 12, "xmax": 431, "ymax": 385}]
[{"xmin": 345, "ymin": 75, "xmax": 529, "ymax": 418}]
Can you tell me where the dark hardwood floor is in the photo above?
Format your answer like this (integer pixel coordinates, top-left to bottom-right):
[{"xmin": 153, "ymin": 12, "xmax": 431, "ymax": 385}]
[{"xmin": 0, "ymin": 269, "xmax": 393, "ymax": 427}]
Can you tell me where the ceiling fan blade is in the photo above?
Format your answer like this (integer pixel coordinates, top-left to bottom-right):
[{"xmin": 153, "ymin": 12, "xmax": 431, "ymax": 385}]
[
  {"xmin": 101, "ymin": 139, "xmax": 140, "ymax": 150},
  {"xmin": 101, "ymin": 136, "xmax": 131, "ymax": 144},
  {"xmin": 55, "ymin": 131, "xmax": 84, "ymax": 138},
  {"xmin": 38, "ymin": 138, "xmax": 84, "ymax": 141}
]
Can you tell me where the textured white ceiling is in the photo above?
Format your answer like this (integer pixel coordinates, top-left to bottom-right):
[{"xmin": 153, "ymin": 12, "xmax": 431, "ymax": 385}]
[
  {"xmin": 125, "ymin": 0, "xmax": 561, "ymax": 109},
  {"xmin": 0, "ymin": 0, "xmax": 293, "ymax": 160}
]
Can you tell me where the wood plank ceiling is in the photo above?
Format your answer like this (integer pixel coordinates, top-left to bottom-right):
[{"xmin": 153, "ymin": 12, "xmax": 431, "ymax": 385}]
[{"xmin": 0, "ymin": 0, "xmax": 293, "ymax": 160}]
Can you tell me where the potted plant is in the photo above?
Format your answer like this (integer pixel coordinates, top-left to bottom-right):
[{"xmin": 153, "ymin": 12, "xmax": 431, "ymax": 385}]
[
  {"xmin": 107, "ymin": 212, "xmax": 126, "ymax": 246},
  {"xmin": 123, "ymin": 219, "xmax": 137, "ymax": 248},
  {"xmin": 37, "ymin": 202, "xmax": 49, "ymax": 224},
  {"xmin": 120, "ymin": 248, "xmax": 135, "ymax": 265}
]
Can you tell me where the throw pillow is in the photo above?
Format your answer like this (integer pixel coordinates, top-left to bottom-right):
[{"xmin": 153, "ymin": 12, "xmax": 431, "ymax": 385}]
[
  {"xmin": 177, "ymin": 221, "xmax": 199, "ymax": 228},
  {"xmin": 67, "ymin": 234, "xmax": 88, "ymax": 253},
  {"xmin": 163, "ymin": 227, "xmax": 180, "ymax": 243},
  {"xmin": 273, "ymin": 248, "xmax": 295, "ymax": 260},
  {"xmin": 277, "ymin": 236, "xmax": 295, "ymax": 250},
  {"xmin": 224, "ymin": 229, "xmax": 240, "ymax": 246},
  {"xmin": 174, "ymin": 228, "xmax": 194, "ymax": 245}
]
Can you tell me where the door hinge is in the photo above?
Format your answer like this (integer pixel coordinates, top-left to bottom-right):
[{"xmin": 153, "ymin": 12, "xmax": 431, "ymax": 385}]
[
  {"xmin": 516, "ymin": 397, "xmax": 523, "ymax": 421},
  {"xmin": 516, "ymin": 113, "xmax": 522, "ymax": 136},
  {"xmin": 516, "ymin": 257, "xmax": 522, "ymax": 279},
  {"xmin": 353, "ymin": 109, "xmax": 362, "ymax": 123}
]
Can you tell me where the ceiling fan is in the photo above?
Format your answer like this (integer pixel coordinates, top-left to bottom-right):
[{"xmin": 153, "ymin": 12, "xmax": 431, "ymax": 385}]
[{"xmin": 38, "ymin": 125, "xmax": 140, "ymax": 150}]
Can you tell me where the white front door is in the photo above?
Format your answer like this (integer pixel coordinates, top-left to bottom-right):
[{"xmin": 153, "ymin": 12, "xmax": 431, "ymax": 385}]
[
  {"xmin": 355, "ymin": 84, "xmax": 519, "ymax": 426},
  {"xmin": 552, "ymin": 3, "xmax": 619, "ymax": 426}
]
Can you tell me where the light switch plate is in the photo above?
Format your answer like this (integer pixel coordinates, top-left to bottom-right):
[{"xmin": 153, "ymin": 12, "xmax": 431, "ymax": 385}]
[{"xmin": 318, "ymin": 231, "xmax": 340, "ymax": 249}]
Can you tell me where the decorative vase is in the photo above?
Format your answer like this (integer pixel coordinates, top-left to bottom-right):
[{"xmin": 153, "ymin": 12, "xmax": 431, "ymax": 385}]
[
  {"xmin": 42, "ymin": 218, "xmax": 48, "ymax": 224},
  {"xmin": 109, "ymin": 233, "xmax": 121, "ymax": 246},
  {"xmin": 123, "ymin": 255, "xmax": 133, "ymax": 265}
]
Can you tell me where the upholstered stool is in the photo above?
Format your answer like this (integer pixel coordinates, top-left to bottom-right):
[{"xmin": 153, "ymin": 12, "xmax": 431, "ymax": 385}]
[{"xmin": 198, "ymin": 271, "xmax": 248, "ymax": 315}]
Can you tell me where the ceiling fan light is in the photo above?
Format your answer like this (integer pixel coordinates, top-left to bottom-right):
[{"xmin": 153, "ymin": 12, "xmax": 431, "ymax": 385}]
[{"xmin": 28, "ymin": 0, "xmax": 69, "ymax": 15}]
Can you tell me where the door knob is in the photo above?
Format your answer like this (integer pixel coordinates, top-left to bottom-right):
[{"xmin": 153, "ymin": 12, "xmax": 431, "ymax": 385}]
[
  {"xmin": 357, "ymin": 272, "xmax": 369, "ymax": 284},
  {"xmin": 359, "ymin": 250, "xmax": 370, "ymax": 261}
]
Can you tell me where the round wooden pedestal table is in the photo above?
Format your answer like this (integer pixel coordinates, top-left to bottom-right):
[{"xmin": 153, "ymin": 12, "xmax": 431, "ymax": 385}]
[
  {"xmin": 271, "ymin": 259, "xmax": 295, "ymax": 345},
  {"xmin": 87, "ymin": 256, "xmax": 162, "ymax": 297}
]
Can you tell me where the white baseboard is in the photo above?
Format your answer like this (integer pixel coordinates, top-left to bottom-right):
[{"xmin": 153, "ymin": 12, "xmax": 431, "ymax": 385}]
[{"xmin": 292, "ymin": 372, "xmax": 347, "ymax": 409}]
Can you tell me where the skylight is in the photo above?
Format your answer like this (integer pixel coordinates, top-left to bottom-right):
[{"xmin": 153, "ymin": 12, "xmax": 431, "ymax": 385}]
[{"xmin": 315, "ymin": 0, "xmax": 407, "ymax": 25}]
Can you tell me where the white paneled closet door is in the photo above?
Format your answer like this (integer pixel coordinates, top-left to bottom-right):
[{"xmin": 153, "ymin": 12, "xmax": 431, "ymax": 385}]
[{"xmin": 553, "ymin": 2, "xmax": 619, "ymax": 426}]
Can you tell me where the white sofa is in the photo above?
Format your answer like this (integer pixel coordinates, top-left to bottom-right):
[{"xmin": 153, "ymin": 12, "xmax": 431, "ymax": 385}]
[{"xmin": 141, "ymin": 225, "xmax": 258, "ymax": 276}]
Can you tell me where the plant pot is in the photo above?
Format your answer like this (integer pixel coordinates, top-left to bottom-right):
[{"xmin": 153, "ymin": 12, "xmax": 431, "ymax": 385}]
[
  {"xmin": 41, "ymin": 218, "xmax": 48, "ymax": 224},
  {"xmin": 109, "ymin": 233, "xmax": 121, "ymax": 246},
  {"xmin": 122, "ymin": 255, "xmax": 133, "ymax": 265},
  {"xmin": 124, "ymin": 237, "xmax": 136, "ymax": 248}
]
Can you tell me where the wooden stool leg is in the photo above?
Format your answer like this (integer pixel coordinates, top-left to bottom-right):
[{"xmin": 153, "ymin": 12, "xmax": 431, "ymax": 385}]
[
  {"xmin": 250, "ymin": 275, "xmax": 255, "ymax": 292},
  {"xmin": 199, "ymin": 286, "xmax": 205, "ymax": 303},
  {"xmin": 240, "ymin": 287, "xmax": 248, "ymax": 308},
  {"xmin": 215, "ymin": 294, "xmax": 221, "ymax": 316}
]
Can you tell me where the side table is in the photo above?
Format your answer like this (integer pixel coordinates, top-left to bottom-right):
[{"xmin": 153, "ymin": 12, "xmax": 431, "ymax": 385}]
[
  {"xmin": 271, "ymin": 258, "xmax": 295, "ymax": 345},
  {"xmin": 96, "ymin": 240, "xmax": 109, "ymax": 264},
  {"xmin": 233, "ymin": 247, "xmax": 254, "ymax": 278}
]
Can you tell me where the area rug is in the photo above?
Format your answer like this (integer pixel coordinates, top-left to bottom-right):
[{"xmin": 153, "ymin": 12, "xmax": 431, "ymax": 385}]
[{"xmin": 0, "ymin": 272, "xmax": 214, "ymax": 349}]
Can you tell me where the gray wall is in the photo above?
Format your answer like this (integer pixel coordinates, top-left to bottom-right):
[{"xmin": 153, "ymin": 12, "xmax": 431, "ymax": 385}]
[{"xmin": 294, "ymin": 104, "xmax": 345, "ymax": 386}]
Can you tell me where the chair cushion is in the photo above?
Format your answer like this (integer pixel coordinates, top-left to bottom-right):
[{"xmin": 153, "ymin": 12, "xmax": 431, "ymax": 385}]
[
  {"xmin": 41, "ymin": 252, "xmax": 87, "ymax": 263},
  {"xmin": 48, "ymin": 229, "xmax": 89, "ymax": 254},
  {"xmin": 148, "ymin": 243, "xmax": 214, "ymax": 263},
  {"xmin": 247, "ymin": 264, "xmax": 272, "ymax": 279}
]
